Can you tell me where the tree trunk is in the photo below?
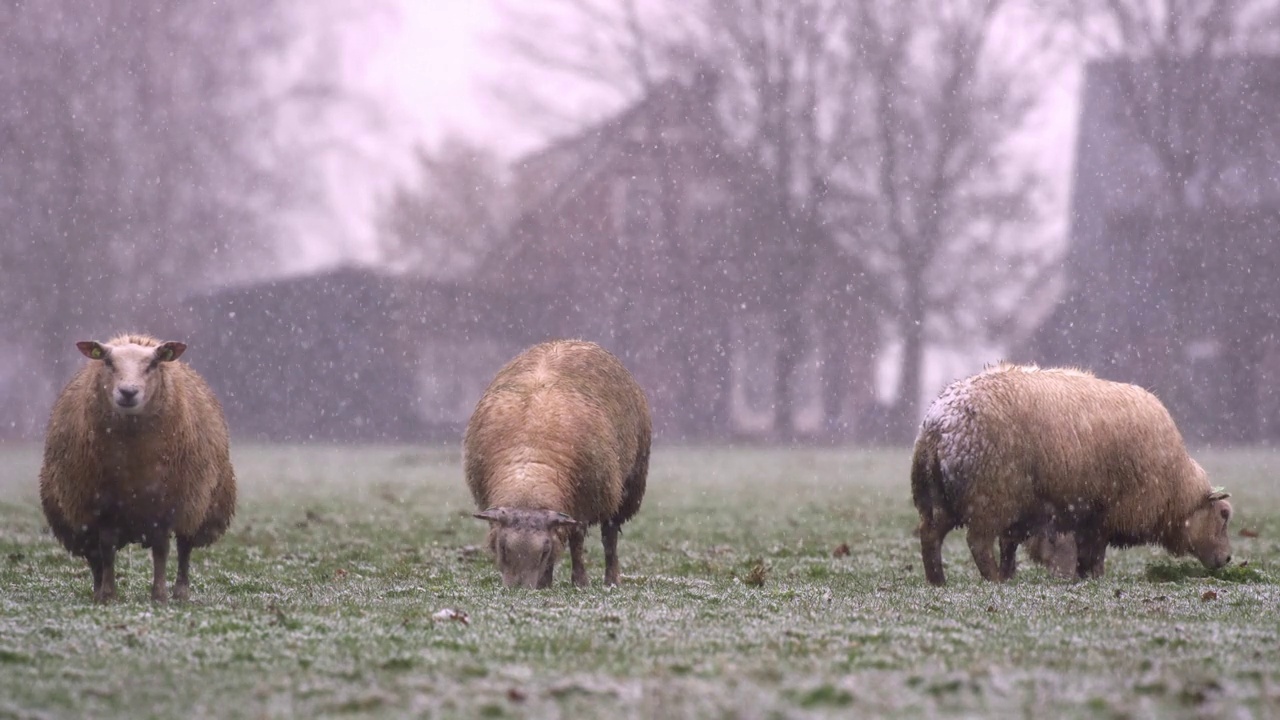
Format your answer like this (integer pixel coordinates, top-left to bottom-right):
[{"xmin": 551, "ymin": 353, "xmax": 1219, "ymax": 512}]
[
  {"xmin": 820, "ymin": 298, "xmax": 877, "ymax": 442},
  {"xmin": 772, "ymin": 307, "xmax": 807, "ymax": 440},
  {"xmin": 819, "ymin": 327, "xmax": 850, "ymax": 439},
  {"xmin": 893, "ymin": 271, "xmax": 928, "ymax": 443}
]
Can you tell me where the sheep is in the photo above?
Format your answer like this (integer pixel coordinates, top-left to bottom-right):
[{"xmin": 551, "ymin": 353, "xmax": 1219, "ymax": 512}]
[
  {"xmin": 464, "ymin": 340, "xmax": 650, "ymax": 589},
  {"xmin": 911, "ymin": 362, "xmax": 1233, "ymax": 585},
  {"xmin": 39, "ymin": 334, "xmax": 236, "ymax": 603}
]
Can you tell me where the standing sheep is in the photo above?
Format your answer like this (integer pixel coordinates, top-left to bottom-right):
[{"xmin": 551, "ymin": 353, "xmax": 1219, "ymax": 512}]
[
  {"xmin": 39, "ymin": 334, "xmax": 236, "ymax": 603},
  {"xmin": 465, "ymin": 340, "xmax": 650, "ymax": 589},
  {"xmin": 911, "ymin": 362, "xmax": 1232, "ymax": 585}
]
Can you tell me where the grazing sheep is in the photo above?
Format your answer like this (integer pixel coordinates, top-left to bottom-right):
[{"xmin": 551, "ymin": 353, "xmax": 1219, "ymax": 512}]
[
  {"xmin": 465, "ymin": 340, "xmax": 650, "ymax": 589},
  {"xmin": 911, "ymin": 362, "xmax": 1232, "ymax": 585},
  {"xmin": 39, "ymin": 334, "xmax": 236, "ymax": 603}
]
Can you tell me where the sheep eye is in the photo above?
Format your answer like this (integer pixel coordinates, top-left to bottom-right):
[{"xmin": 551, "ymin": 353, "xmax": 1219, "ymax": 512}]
[{"xmin": 1220, "ymin": 508, "xmax": 1230, "ymax": 521}]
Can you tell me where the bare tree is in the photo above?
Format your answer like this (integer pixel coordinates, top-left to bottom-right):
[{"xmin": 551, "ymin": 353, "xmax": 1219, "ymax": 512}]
[
  {"xmin": 695, "ymin": 0, "xmax": 880, "ymax": 439},
  {"xmin": 1058, "ymin": 0, "xmax": 1280, "ymax": 210},
  {"xmin": 492, "ymin": 0, "xmax": 703, "ymax": 135},
  {"xmin": 377, "ymin": 137, "xmax": 508, "ymax": 279},
  {"xmin": 847, "ymin": 0, "xmax": 1063, "ymax": 439},
  {"xmin": 494, "ymin": 0, "xmax": 1064, "ymax": 441},
  {"xmin": 499, "ymin": 0, "xmax": 881, "ymax": 439},
  {"xmin": 0, "ymin": 0, "xmax": 332, "ymax": 415}
]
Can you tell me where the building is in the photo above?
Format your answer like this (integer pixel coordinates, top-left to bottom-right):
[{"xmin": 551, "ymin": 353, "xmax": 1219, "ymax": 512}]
[
  {"xmin": 184, "ymin": 266, "xmax": 535, "ymax": 442},
  {"xmin": 185, "ymin": 75, "xmax": 882, "ymax": 444},
  {"xmin": 1026, "ymin": 57, "xmax": 1280, "ymax": 443}
]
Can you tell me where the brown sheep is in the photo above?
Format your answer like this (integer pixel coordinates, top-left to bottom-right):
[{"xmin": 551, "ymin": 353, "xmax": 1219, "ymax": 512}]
[
  {"xmin": 39, "ymin": 334, "xmax": 236, "ymax": 603},
  {"xmin": 464, "ymin": 340, "xmax": 650, "ymax": 589},
  {"xmin": 911, "ymin": 362, "xmax": 1232, "ymax": 585}
]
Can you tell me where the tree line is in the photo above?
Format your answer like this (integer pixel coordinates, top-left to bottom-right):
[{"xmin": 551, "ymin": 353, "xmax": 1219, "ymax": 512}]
[{"xmin": 3, "ymin": 0, "xmax": 1277, "ymax": 440}]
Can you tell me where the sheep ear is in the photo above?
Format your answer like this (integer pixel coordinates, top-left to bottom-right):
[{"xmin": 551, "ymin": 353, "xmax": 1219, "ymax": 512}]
[
  {"xmin": 155, "ymin": 342, "xmax": 186, "ymax": 363},
  {"xmin": 547, "ymin": 512, "xmax": 581, "ymax": 529},
  {"xmin": 76, "ymin": 341, "xmax": 107, "ymax": 360},
  {"xmin": 474, "ymin": 507, "xmax": 510, "ymax": 524},
  {"xmin": 1207, "ymin": 490, "xmax": 1231, "ymax": 502}
]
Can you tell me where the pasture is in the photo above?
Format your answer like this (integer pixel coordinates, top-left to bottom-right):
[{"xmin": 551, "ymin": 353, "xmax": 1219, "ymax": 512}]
[{"xmin": 0, "ymin": 443, "xmax": 1277, "ymax": 718}]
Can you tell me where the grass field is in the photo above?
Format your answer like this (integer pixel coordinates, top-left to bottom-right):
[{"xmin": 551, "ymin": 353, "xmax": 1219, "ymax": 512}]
[{"xmin": 0, "ymin": 443, "xmax": 1277, "ymax": 719}]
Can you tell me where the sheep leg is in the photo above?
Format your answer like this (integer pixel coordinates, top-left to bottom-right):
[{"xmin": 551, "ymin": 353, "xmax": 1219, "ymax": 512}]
[
  {"xmin": 172, "ymin": 536, "xmax": 193, "ymax": 602},
  {"xmin": 967, "ymin": 530, "xmax": 1003, "ymax": 582},
  {"xmin": 87, "ymin": 552, "xmax": 104, "ymax": 596},
  {"xmin": 1075, "ymin": 532, "xmax": 1107, "ymax": 580},
  {"xmin": 94, "ymin": 528, "xmax": 119, "ymax": 604},
  {"xmin": 602, "ymin": 521, "xmax": 621, "ymax": 586},
  {"xmin": 998, "ymin": 538, "xmax": 1019, "ymax": 581},
  {"xmin": 568, "ymin": 526, "xmax": 588, "ymax": 588},
  {"xmin": 150, "ymin": 536, "xmax": 170, "ymax": 603},
  {"xmin": 918, "ymin": 516, "xmax": 950, "ymax": 586}
]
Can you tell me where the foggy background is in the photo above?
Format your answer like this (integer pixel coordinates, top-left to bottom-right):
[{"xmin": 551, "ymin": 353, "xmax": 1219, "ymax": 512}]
[{"xmin": 2, "ymin": 0, "xmax": 1278, "ymax": 446}]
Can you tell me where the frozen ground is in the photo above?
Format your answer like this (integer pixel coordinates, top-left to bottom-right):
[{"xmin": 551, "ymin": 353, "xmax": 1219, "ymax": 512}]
[{"xmin": 0, "ymin": 444, "xmax": 1276, "ymax": 718}]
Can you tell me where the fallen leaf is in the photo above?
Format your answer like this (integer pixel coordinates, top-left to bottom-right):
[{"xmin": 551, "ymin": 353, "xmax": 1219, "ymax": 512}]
[
  {"xmin": 832, "ymin": 543, "xmax": 850, "ymax": 558},
  {"xmin": 1239, "ymin": 528, "xmax": 1259, "ymax": 538},
  {"xmin": 743, "ymin": 559, "xmax": 768, "ymax": 587},
  {"xmin": 1201, "ymin": 590, "xmax": 1218, "ymax": 602},
  {"xmin": 506, "ymin": 688, "xmax": 527, "ymax": 703},
  {"xmin": 333, "ymin": 568, "xmax": 348, "ymax": 581},
  {"xmin": 985, "ymin": 604, "xmax": 997, "ymax": 613},
  {"xmin": 432, "ymin": 608, "xmax": 470, "ymax": 625},
  {"xmin": 1114, "ymin": 589, "xmax": 1124, "ymax": 599}
]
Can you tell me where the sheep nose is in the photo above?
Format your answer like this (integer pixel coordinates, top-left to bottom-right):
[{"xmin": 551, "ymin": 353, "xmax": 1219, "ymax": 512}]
[{"xmin": 119, "ymin": 388, "xmax": 139, "ymax": 401}]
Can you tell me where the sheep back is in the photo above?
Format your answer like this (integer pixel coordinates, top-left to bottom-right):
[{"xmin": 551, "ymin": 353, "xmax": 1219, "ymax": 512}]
[{"xmin": 464, "ymin": 339, "xmax": 650, "ymax": 526}]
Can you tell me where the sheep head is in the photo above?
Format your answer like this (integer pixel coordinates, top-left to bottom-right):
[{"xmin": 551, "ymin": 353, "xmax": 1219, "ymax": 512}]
[
  {"xmin": 77, "ymin": 339, "xmax": 186, "ymax": 416},
  {"xmin": 1184, "ymin": 490, "xmax": 1233, "ymax": 570},
  {"xmin": 474, "ymin": 507, "xmax": 581, "ymax": 589}
]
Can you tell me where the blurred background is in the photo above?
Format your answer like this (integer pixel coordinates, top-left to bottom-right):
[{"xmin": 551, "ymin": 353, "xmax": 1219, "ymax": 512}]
[{"xmin": 1, "ymin": 0, "xmax": 1278, "ymax": 446}]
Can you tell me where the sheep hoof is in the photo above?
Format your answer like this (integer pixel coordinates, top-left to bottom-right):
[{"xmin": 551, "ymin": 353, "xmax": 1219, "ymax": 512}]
[
  {"xmin": 93, "ymin": 589, "xmax": 117, "ymax": 605},
  {"xmin": 151, "ymin": 588, "xmax": 169, "ymax": 604},
  {"xmin": 171, "ymin": 584, "xmax": 191, "ymax": 602}
]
